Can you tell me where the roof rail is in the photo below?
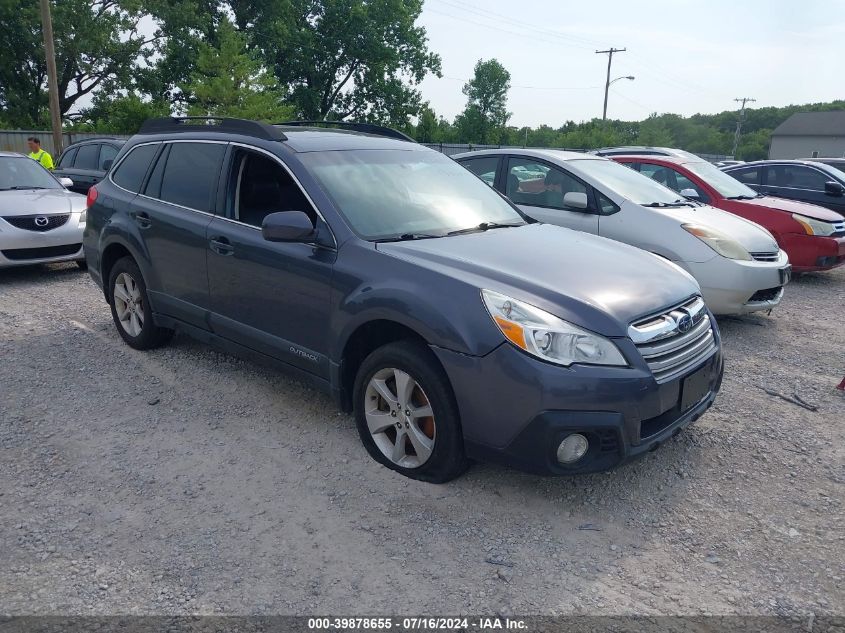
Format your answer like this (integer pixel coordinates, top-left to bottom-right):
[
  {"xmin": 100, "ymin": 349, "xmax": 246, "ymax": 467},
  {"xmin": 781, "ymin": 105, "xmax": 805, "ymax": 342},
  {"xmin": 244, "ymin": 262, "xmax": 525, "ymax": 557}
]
[
  {"xmin": 138, "ymin": 117, "xmax": 287, "ymax": 141},
  {"xmin": 66, "ymin": 136, "xmax": 122, "ymax": 144},
  {"xmin": 277, "ymin": 120, "xmax": 415, "ymax": 142}
]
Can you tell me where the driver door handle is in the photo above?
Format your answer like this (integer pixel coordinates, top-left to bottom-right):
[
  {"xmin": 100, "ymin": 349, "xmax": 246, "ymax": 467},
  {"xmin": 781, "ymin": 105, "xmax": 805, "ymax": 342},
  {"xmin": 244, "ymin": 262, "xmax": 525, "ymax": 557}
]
[{"xmin": 209, "ymin": 236, "xmax": 234, "ymax": 256}]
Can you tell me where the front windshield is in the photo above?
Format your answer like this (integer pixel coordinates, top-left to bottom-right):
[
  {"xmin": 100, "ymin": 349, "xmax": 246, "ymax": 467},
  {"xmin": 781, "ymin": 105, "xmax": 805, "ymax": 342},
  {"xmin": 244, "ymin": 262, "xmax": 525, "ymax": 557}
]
[
  {"xmin": 569, "ymin": 158, "xmax": 683, "ymax": 205},
  {"xmin": 683, "ymin": 161, "xmax": 758, "ymax": 198},
  {"xmin": 301, "ymin": 149, "xmax": 525, "ymax": 240},
  {"xmin": 0, "ymin": 156, "xmax": 62, "ymax": 191}
]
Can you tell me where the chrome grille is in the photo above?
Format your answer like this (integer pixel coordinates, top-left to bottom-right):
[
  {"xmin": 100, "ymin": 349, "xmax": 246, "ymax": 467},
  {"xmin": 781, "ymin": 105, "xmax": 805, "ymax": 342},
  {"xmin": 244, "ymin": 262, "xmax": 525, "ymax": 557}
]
[
  {"xmin": 629, "ymin": 296, "xmax": 717, "ymax": 384},
  {"xmin": 750, "ymin": 251, "xmax": 779, "ymax": 262},
  {"xmin": 831, "ymin": 219, "xmax": 845, "ymax": 237}
]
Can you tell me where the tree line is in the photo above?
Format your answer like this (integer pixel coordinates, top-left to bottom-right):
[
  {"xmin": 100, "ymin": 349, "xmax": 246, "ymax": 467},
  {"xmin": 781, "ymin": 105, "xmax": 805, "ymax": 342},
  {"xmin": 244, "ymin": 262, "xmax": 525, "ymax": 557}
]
[{"xmin": 1, "ymin": 0, "xmax": 842, "ymax": 160}]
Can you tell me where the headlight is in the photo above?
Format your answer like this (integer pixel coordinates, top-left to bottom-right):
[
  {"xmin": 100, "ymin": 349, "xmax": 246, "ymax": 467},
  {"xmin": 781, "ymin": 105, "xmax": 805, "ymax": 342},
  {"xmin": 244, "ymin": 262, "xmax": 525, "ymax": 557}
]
[
  {"xmin": 78, "ymin": 209, "xmax": 87, "ymax": 227},
  {"xmin": 792, "ymin": 213, "xmax": 836, "ymax": 236},
  {"xmin": 682, "ymin": 224, "xmax": 751, "ymax": 260},
  {"xmin": 481, "ymin": 290, "xmax": 628, "ymax": 367}
]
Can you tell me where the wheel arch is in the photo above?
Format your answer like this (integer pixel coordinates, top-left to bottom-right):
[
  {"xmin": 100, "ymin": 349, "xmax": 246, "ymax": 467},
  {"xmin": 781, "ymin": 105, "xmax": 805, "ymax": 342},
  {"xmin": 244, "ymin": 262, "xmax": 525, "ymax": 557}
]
[{"xmin": 337, "ymin": 319, "xmax": 446, "ymax": 413}]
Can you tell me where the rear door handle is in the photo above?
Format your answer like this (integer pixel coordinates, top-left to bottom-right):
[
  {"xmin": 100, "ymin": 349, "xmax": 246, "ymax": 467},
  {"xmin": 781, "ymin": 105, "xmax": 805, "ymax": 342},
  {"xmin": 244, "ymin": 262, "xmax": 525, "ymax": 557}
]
[
  {"xmin": 133, "ymin": 211, "xmax": 152, "ymax": 229},
  {"xmin": 209, "ymin": 236, "xmax": 234, "ymax": 256}
]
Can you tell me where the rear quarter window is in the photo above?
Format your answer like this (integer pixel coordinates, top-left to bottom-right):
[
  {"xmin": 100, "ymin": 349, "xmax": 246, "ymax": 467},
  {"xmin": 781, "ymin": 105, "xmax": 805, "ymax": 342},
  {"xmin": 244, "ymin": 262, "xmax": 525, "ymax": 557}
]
[
  {"xmin": 58, "ymin": 147, "xmax": 78, "ymax": 169},
  {"xmin": 112, "ymin": 144, "xmax": 159, "ymax": 193}
]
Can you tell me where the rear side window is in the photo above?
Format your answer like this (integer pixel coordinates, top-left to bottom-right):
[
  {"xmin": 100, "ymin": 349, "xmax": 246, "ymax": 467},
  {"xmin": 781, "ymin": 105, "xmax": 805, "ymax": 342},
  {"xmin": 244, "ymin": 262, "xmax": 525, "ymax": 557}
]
[
  {"xmin": 159, "ymin": 142, "xmax": 226, "ymax": 212},
  {"xmin": 99, "ymin": 144, "xmax": 119, "ymax": 170},
  {"xmin": 729, "ymin": 167, "xmax": 759, "ymax": 185},
  {"xmin": 460, "ymin": 156, "xmax": 499, "ymax": 186},
  {"xmin": 112, "ymin": 144, "xmax": 158, "ymax": 193},
  {"xmin": 75, "ymin": 144, "xmax": 100, "ymax": 170},
  {"xmin": 58, "ymin": 147, "xmax": 77, "ymax": 168}
]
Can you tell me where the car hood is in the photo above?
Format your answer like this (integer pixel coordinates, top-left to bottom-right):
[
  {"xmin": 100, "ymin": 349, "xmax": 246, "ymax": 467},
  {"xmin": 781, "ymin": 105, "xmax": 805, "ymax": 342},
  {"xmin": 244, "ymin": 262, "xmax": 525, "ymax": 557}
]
[
  {"xmin": 645, "ymin": 202, "xmax": 781, "ymax": 253},
  {"xmin": 740, "ymin": 196, "xmax": 844, "ymax": 222},
  {"xmin": 377, "ymin": 223, "xmax": 700, "ymax": 335},
  {"xmin": 0, "ymin": 189, "xmax": 86, "ymax": 216}
]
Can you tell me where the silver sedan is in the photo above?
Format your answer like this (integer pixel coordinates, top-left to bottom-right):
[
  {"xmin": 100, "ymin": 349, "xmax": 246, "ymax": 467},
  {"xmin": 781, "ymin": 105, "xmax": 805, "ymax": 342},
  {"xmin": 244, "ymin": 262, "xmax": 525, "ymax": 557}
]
[{"xmin": 0, "ymin": 152, "xmax": 87, "ymax": 268}]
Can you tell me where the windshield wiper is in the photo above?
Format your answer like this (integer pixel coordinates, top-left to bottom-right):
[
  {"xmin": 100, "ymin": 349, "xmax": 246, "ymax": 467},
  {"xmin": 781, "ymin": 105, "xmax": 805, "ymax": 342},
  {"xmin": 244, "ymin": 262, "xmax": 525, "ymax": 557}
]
[
  {"xmin": 373, "ymin": 232, "xmax": 443, "ymax": 243},
  {"xmin": 726, "ymin": 195, "xmax": 757, "ymax": 200},
  {"xmin": 446, "ymin": 221, "xmax": 524, "ymax": 236},
  {"xmin": 643, "ymin": 200, "xmax": 697, "ymax": 208},
  {"xmin": 0, "ymin": 186, "xmax": 48, "ymax": 191}
]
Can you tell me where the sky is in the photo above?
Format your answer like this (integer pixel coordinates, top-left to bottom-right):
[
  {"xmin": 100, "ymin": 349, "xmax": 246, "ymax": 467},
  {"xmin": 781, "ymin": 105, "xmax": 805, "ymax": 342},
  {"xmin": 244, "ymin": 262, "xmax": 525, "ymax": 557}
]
[{"xmin": 414, "ymin": 0, "xmax": 845, "ymax": 127}]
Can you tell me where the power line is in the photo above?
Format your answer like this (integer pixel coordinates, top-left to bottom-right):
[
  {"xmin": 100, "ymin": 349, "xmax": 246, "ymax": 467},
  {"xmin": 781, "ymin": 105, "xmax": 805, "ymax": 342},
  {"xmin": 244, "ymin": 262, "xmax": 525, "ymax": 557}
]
[
  {"xmin": 596, "ymin": 47, "xmax": 625, "ymax": 120},
  {"xmin": 732, "ymin": 97, "xmax": 757, "ymax": 157},
  {"xmin": 440, "ymin": 75, "xmax": 601, "ymax": 91}
]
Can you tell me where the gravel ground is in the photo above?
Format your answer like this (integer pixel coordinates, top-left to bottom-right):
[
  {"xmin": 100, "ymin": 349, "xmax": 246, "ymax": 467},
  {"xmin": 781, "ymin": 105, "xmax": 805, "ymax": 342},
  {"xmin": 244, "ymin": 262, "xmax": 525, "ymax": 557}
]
[{"xmin": 0, "ymin": 263, "xmax": 843, "ymax": 617}]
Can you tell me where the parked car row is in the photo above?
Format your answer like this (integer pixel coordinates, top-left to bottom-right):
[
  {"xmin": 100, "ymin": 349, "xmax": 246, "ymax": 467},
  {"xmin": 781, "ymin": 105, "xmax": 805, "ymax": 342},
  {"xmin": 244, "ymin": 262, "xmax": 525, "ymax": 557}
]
[
  {"xmin": 455, "ymin": 149, "xmax": 791, "ymax": 314},
  {"xmin": 610, "ymin": 155, "xmax": 845, "ymax": 272},
  {"xmin": 4, "ymin": 121, "xmax": 841, "ymax": 484}
]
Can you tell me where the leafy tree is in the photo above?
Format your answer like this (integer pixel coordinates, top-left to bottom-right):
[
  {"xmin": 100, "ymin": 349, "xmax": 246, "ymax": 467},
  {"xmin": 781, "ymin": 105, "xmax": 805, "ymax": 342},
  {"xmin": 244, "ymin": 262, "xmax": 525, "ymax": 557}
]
[
  {"xmin": 0, "ymin": 0, "xmax": 157, "ymax": 127},
  {"xmin": 457, "ymin": 58, "xmax": 511, "ymax": 143},
  {"xmin": 71, "ymin": 93, "xmax": 171, "ymax": 133},
  {"xmin": 181, "ymin": 18, "xmax": 294, "ymax": 121},
  {"xmin": 227, "ymin": 0, "xmax": 441, "ymax": 124}
]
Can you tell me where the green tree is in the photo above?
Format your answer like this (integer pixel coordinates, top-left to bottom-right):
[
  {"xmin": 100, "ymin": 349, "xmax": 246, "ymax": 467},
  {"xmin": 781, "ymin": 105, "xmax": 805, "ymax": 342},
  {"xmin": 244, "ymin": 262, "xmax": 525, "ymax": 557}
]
[
  {"xmin": 72, "ymin": 93, "xmax": 171, "ymax": 133},
  {"xmin": 457, "ymin": 58, "xmax": 511, "ymax": 143},
  {"xmin": 226, "ymin": 0, "xmax": 440, "ymax": 124},
  {"xmin": 0, "ymin": 0, "xmax": 157, "ymax": 127},
  {"xmin": 181, "ymin": 19, "xmax": 293, "ymax": 121}
]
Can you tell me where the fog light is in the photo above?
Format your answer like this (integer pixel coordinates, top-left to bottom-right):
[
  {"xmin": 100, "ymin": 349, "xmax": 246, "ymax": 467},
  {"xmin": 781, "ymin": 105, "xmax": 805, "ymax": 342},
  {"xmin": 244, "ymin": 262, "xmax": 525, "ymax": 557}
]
[{"xmin": 556, "ymin": 433, "xmax": 589, "ymax": 464}]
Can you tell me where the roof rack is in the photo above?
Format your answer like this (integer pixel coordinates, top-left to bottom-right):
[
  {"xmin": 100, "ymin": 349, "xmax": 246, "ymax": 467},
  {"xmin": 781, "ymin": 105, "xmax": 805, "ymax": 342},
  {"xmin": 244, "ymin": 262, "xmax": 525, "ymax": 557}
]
[
  {"xmin": 138, "ymin": 117, "xmax": 287, "ymax": 141},
  {"xmin": 277, "ymin": 120, "xmax": 415, "ymax": 142}
]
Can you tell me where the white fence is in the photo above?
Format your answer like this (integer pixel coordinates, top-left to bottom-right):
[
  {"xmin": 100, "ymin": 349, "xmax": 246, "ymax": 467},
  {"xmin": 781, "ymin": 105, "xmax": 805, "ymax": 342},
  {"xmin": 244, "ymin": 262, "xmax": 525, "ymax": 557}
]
[{"xmin": 0, "ymin": 130, "xmax": 131, "ymax": 157}]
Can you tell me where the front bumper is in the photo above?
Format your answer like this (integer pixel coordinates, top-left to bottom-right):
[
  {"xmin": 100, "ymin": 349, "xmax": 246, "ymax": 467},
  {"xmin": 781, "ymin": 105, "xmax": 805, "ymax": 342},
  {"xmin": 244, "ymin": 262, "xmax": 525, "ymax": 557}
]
[
  {"xmin": 780, "ymin": 233, "xmax": 845, "ymax": 272},
  {"xmin": 0, "ymin": 215, "xmax": 85, "ymax": 267},
  {"xmin": 432, "ymin": 337, "xmax": 724, "ymax": 476},
  {"xmin": 685, "ymin": 250, "xmax": 790, "ymax": 315}
]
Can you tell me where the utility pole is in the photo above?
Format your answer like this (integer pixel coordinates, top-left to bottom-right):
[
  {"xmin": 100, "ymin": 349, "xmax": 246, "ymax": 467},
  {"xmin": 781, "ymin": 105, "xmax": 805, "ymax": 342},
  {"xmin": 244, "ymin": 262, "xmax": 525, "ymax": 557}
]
[
  {"xmin": 596, "ymin": 47, "xmax": 626, "ymax": 121},
  {"xmin": 39, "ymin": 0, "xmax": 63, "ymax": 155},
  {"xmin": 731, "ymin": 97, "xmax": 756, "ymax": 158}
]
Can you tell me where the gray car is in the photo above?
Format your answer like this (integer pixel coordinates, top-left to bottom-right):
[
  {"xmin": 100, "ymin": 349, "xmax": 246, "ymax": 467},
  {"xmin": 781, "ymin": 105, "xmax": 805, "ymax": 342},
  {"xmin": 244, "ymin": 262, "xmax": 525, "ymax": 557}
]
[
  {"xmin": 84, "ymin": 117, "xmax": 724, "ymax": 482},
  {"xmin": 0, "ymin": 152, "xmax": 87, "ymax": 268}
]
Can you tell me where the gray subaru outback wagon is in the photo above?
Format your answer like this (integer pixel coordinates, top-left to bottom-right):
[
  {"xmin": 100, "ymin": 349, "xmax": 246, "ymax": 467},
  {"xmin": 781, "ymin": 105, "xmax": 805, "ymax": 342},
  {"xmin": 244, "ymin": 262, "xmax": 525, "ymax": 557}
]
[{"xmin": 83, "ymin": 117, "xmax": 723, "ymax": 482}]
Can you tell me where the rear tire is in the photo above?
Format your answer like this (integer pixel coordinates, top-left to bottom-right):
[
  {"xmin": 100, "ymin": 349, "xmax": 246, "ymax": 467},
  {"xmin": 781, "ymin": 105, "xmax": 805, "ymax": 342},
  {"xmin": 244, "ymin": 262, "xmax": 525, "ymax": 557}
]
[
  {"xmin": 107, "ymin": 256, "xmax": 173, "ymax": 350},
  {"xmin": 353, "ymin": 340, "xmax": 469, "ymax": 483}
]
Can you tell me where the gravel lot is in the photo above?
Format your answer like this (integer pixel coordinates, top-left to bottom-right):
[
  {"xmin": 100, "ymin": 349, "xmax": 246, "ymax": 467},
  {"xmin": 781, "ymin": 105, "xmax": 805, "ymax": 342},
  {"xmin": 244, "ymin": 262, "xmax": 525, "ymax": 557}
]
[{"xmin": 1, "ymin": 263, "xmax": 843, "ymax": 618}]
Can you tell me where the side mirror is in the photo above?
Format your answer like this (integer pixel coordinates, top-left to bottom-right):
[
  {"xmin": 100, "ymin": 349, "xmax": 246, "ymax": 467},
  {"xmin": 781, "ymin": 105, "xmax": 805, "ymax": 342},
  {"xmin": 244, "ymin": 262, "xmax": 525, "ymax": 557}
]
[
  {"xmin": 563, "ymin": 191, "xmax": 589, "ymax": 210},
  {"xmin": 680, "ymin": 188, "xmax": 700, "ymax": 199},
  {"xmin": 824, "ymin": 180, "xmax": 844, "ymax": 197},
  {"xmin": 59, "ymin": 177, "xmax": 74, "ymax": 188},
  {"xmin": 102, "ymin": 159, "xmax": 113, "ymax": 171},
  {"xmin": 261, "ymin": 211, "xmax": 316, "ymax": 243}
]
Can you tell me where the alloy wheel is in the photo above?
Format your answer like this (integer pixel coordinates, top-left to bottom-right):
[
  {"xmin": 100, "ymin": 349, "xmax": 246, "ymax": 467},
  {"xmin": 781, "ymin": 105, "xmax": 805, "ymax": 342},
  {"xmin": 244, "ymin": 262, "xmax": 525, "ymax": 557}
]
[
  {"xmin": 113, "ymin": 272, "xmax": 144, "ymax": 337},
  {"xmin": 364, "ymin": 367, "xmax": 436, "ymax": 468}
]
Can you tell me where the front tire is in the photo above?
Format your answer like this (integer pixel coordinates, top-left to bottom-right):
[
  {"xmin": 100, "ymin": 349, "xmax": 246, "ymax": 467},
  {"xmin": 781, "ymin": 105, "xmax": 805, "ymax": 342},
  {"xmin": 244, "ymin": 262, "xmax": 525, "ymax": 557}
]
[
  {"xmin": 353, "ymin": 340, "xmax": 469, "ymax": 483},
  {"xmin": 107, "ymin": 257, "xmax": 173, "ymax": 350}
]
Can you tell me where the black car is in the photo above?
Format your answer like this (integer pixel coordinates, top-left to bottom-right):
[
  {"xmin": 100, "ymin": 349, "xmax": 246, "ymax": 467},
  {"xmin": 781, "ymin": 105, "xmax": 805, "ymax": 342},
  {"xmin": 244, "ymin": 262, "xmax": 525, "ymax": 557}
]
[
  {"xmin": 53, "ymin": 138, "xmax": 126, "ymax": 194},
  {"xmin": 803, "ymin": 157, "xmax": 845, "ymax": 173},
  {"xmin": 722, "ymin": 160, "xmax": 845, "ymax": 217},
  {"xmin": 83, "ymin": 117, "xmax": 722, "ymax": 482}
]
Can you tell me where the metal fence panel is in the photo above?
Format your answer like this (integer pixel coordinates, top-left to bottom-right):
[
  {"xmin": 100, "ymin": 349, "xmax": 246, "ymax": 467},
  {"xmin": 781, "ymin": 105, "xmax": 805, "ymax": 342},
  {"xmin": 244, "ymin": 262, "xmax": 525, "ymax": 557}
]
[{"xmin": 0, "ymin": 130, "xmax": 131, "ymax": 157}]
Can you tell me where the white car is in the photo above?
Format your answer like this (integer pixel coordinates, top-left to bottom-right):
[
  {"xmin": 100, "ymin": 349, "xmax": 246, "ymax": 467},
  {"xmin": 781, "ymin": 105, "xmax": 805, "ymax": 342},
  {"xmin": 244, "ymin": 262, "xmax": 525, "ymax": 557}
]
[
  {"xmin": 0, "ymin": 152, "xmax": 87, "ymax": 268},
  {"xmin": 455, "ymin": 149, "xmax": 790, "ymax": 315}
]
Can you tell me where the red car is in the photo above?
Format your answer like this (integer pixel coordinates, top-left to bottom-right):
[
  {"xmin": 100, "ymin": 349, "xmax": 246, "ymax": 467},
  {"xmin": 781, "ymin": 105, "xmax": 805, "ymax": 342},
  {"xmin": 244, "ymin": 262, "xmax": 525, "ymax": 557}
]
[{"xmin": 612, "ymin": 155, "xmax": 845, "ymax": 273}]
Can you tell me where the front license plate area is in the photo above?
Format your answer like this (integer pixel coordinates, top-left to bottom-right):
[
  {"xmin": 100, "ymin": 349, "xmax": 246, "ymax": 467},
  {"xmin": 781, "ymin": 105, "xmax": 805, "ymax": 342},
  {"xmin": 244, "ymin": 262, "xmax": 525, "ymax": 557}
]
[
  {"xmin": 681, "ymin": 365, "xmax": 710, "ymax": 412},
  {"xmin": 780, "ymin": 265, "xmax": 792, "ymax": 285}
]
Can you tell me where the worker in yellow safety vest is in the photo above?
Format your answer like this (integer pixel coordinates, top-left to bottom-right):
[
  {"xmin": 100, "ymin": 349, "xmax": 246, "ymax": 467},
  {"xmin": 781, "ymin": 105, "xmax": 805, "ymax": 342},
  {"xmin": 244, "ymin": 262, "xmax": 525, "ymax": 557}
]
[{"xmin": 27, "ymin": 137, "xmax": 54, "ymax": 170}]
